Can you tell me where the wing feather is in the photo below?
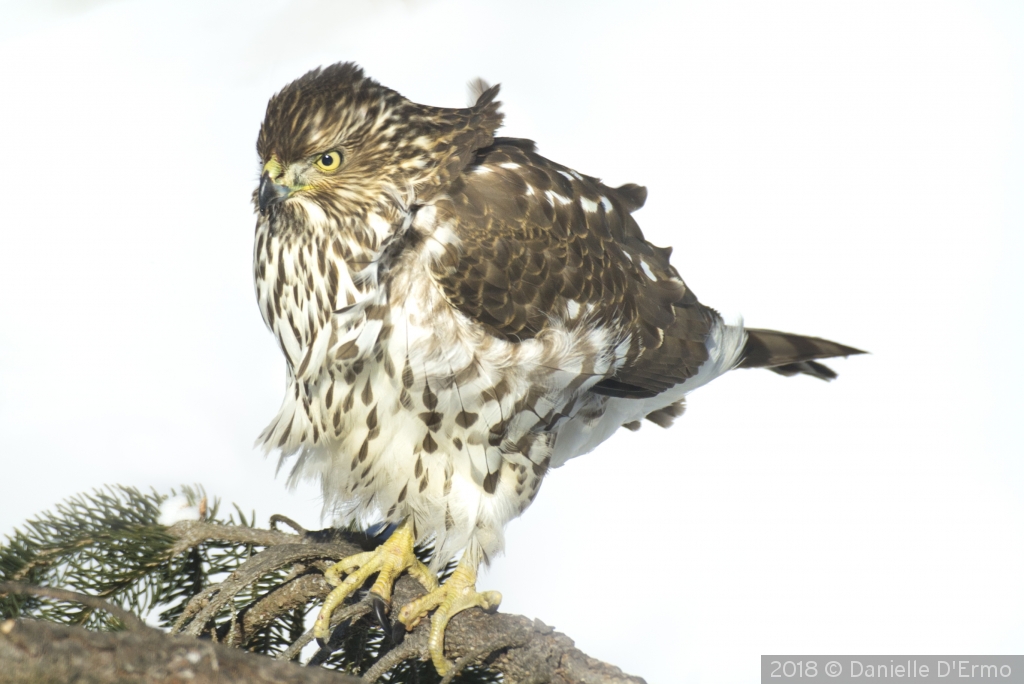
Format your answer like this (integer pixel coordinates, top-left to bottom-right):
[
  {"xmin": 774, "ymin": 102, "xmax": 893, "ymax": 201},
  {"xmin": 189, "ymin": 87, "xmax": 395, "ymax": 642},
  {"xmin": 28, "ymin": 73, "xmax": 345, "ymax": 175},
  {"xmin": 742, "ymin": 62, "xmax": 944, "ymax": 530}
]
[{"xmin": 427, "ymin": 139, "xmax": 716, "ymax": 396}]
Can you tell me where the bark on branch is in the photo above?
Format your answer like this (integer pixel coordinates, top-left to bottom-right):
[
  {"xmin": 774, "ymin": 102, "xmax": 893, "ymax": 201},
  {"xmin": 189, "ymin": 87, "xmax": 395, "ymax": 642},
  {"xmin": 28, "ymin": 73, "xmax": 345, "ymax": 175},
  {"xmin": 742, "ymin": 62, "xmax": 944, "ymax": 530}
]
[{"xmin": 0, "ymin": 618, "xmax": 362, "ymax": 684}]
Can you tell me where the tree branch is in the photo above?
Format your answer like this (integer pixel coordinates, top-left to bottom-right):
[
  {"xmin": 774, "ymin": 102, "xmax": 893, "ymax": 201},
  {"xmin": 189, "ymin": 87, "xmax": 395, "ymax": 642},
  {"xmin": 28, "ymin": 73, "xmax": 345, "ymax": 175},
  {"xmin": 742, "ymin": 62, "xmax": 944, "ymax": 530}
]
[
  {"xmin": 173, "ymin": 543, "xmax": 352, "ymax": 638},
  {"xmin": 0, "ymin": 618, "xmax": 362, "ymax": 684},
  {"xmin": 166, "ymin": 519, "xmax": 308, "ymax": 556},
  {"xmin": 3, "ymin": 518, "xmax": 646, "ymax": 684},
  {"xmin": 161, "ymin": 520, "xmax": 647, "ymax": 683},
  {"xmin": 0, "ymin": 581, "xmax": 149, "ymax": 632}
]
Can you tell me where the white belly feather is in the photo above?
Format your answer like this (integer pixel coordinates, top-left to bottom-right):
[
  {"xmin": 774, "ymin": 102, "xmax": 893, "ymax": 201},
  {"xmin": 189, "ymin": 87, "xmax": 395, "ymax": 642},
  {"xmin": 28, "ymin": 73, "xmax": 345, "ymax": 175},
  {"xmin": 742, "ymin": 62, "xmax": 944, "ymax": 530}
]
[{"xmin": 255, "ymin": 205, "xmax": 744, "ymax": 567}]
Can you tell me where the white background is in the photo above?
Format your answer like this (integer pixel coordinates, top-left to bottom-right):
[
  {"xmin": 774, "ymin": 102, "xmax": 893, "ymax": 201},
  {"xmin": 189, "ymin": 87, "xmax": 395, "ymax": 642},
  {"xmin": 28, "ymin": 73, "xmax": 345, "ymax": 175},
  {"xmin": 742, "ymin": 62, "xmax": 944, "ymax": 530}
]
[{"xmin": 1, "ymin": 1, "xmax": 1022, "ymax": 681}]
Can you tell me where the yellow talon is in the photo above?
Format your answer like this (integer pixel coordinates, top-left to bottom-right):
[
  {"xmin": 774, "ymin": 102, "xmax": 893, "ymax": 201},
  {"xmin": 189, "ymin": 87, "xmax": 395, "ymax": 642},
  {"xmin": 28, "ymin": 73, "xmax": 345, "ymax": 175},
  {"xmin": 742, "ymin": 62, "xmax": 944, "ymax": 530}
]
[
  {"xmin": 397, "ymin": 558, "xmax": 501, "ymax": 675},
  {"xmin": 312, "ymin": 519, "xmax": 438, "ymax": 642}
]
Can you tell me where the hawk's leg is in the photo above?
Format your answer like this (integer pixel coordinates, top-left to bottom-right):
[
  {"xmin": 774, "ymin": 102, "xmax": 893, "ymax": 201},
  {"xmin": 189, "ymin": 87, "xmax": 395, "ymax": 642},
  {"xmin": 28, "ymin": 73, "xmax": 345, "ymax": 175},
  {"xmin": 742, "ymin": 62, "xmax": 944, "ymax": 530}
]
[
  {"xmin": 396, "ymin": 552, "xmax": 502, "ymax": 675},
  {"xmin": 312, "ymin": 519, "xmax": 437, "ymax": 643}
]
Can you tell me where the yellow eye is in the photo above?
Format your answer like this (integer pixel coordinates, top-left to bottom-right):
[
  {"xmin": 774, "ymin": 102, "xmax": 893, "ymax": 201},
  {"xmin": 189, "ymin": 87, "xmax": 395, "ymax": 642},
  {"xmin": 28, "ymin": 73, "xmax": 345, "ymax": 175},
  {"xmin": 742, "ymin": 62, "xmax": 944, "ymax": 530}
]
[{"xmin": 314, "ymin": 150, "xmax": 342, "ymax": 172}]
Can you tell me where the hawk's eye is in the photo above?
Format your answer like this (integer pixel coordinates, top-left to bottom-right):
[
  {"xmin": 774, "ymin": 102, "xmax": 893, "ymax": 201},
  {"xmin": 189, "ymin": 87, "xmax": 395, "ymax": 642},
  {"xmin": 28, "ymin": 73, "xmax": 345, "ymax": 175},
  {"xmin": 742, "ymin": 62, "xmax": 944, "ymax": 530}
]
[{"xmin": 314, "ymin": 151, "xmax": 342, "ymax": 172}]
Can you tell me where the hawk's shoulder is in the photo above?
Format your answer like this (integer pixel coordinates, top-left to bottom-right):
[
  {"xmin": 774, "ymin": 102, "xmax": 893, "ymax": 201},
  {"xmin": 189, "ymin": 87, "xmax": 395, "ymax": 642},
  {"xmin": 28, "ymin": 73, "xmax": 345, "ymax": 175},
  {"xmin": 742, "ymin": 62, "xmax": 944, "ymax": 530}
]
[{"xmin": 417, "ymin": 139, "xmax": 718, "ymax": 398}]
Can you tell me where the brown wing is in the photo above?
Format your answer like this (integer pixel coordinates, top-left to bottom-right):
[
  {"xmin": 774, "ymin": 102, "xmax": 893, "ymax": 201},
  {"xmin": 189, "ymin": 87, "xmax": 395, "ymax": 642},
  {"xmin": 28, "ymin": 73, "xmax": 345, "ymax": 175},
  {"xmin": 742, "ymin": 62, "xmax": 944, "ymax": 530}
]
[{"xmin": 427, "ymin": 138, "xmax": 718, "ymax": 398}]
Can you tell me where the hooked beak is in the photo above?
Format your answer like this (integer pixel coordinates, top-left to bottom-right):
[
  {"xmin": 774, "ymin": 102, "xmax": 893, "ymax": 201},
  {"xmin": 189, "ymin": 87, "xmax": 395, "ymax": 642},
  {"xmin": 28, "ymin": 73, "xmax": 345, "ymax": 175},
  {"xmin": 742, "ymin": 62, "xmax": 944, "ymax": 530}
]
[{"xmin": 259, "ymin": 171, "xmax": 291, "ymax": 214}]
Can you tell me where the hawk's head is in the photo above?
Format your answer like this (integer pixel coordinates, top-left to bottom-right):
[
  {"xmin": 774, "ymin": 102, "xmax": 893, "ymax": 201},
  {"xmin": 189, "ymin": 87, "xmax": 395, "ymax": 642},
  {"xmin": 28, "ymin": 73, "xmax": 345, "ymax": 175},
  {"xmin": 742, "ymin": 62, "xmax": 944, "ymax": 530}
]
[{"xmin": 255, "ymin": 62, "xmax": 503, "ymax": 233}]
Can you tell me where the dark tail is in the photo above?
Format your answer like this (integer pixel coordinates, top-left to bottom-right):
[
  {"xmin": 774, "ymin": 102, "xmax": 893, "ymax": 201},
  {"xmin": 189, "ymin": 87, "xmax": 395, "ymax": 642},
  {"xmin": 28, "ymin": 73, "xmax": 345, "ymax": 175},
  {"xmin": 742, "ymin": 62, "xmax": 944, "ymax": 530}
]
[{"xmin": 738, "ymin": 328, "xmax": 866, "ymax": 381}]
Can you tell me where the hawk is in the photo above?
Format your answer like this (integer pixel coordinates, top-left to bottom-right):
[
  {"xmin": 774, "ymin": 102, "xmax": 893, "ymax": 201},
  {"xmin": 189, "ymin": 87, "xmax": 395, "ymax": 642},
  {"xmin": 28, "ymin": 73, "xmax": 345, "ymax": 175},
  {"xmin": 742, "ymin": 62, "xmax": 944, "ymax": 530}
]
[{"xmin": 253, "ymin": 63, "xmax": 863, "ymax": 673}]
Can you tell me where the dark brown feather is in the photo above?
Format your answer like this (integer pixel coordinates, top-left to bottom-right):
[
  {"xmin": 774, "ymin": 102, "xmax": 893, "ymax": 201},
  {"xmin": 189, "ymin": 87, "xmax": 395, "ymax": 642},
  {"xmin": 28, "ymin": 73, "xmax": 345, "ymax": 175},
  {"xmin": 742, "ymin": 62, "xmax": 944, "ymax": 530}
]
[
  {"xmin": 429, "ymin": 140, "xmax": 717, "ymax": 398},
  {"xmin": 738, "ymin": 328, "xmax": 866, "ymax": 381}
]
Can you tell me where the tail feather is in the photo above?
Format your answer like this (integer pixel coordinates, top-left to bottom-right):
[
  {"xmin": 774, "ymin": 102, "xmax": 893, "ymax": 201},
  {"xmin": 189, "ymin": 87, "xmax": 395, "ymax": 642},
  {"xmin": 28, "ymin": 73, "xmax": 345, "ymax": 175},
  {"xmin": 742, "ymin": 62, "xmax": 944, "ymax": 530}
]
[{"xmin": 738, "ymin": 328, "xmax": 866, "ymax": 381}]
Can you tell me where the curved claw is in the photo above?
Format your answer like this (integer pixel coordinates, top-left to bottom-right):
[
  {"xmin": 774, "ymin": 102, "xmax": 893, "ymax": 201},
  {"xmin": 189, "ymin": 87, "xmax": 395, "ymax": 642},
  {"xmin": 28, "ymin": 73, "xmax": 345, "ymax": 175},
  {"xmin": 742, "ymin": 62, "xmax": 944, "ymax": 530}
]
[
  {"xmin": 395, "ymin": 558, "xmax": 500, "ymax": 675},
  {"xmin": 315, "ymin": 617, "xmax": 348, "ymax": 653},
  {"xmin": 312, "ymin": 519, "xmax": 439, "ymax": 645},
  {"xmin": 371, "ymin": 595, "xmax": 392, "ymax": 640}
]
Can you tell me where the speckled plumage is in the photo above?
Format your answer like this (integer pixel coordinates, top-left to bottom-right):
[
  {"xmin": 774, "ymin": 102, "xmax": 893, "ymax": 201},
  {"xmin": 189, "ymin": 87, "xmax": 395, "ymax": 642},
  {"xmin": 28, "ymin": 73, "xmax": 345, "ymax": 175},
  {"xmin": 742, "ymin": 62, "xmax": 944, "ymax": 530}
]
[{"xmin": 252, "ymin": 63, "xmax": 863, "ymax": 570}]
